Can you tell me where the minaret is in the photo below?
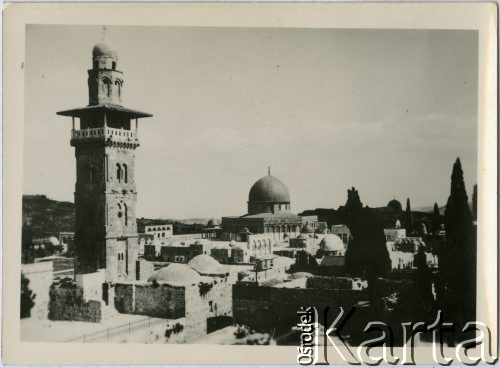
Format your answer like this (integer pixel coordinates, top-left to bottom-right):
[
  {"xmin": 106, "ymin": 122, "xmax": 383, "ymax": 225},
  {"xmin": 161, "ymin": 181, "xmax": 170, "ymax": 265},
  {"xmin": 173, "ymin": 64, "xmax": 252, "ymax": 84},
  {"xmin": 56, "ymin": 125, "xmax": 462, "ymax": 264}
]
[{"xmin": 57, "ymin": 41, "xmax": 152, "ymax": 283}]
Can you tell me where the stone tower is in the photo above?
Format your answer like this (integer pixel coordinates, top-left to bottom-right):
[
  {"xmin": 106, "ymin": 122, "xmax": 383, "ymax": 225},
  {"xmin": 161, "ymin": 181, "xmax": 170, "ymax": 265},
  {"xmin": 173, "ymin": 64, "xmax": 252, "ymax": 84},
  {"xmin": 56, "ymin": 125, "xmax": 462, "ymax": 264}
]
[{"xmin": 57, "ymin": 42, "xmax": 152, "ymax": 283}]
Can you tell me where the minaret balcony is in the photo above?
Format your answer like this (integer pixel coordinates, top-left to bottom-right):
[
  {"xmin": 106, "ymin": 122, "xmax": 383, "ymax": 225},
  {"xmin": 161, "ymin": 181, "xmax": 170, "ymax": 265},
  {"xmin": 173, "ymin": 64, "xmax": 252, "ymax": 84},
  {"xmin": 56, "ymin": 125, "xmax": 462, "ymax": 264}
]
[{"xmin": 71, "ymin": 127, "xmax": 139, "ymax": 147}]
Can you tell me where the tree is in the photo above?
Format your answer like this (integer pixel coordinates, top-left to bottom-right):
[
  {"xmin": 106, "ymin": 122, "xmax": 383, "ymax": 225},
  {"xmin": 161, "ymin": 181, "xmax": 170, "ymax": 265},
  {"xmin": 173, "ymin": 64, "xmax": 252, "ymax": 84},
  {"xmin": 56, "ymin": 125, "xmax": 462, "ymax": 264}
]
[
  {"xmin": 21, "ymin": 273, "xmax": 36, "ymax": 318},
  {"xmin": 21, "ymin": 226, "xmax": 34, "ymax": 264},
  {"xmin": 472, "ymin": 184, "xmax": 477, "ymax": 221},
  {"xmin": 437, "ymin": 158, "xmax": 476, "ymax": 337},
  {"xmin": 343, "ymin": 188, "xmax": 391, "ymax": 280},
  {"xmin": 413, "ymin": 246, "xmax": 434, "ymax": 314},
  {"xmin": 343, "ymin": 187, "xmax": 363, "ymax": 219},
  {"xmin": 432, "ymin": 202, "xmax": 441, "ymax": 234},
  {"xmin": 404, "ymin": 198, "xmax": 413, "ymax": 235}
]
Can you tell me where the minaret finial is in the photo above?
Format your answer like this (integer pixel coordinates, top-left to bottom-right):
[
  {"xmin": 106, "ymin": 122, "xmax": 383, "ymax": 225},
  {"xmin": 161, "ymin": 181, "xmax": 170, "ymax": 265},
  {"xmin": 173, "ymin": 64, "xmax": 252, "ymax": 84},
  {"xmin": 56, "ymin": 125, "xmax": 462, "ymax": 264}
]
[
  {"xmin": 268, "ymin": 166, "xmax": 271, "ymax": 176},
  {"xmin": 102, "ymin": 25, "xmax": 107, "ymax": 42}
]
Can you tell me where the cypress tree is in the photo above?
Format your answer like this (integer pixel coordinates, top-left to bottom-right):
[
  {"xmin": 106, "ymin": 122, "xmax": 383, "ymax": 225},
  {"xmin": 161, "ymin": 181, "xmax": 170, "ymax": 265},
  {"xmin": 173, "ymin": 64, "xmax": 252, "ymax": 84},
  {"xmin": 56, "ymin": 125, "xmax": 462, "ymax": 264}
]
[
  {"xmin": 472, "ymin": 184, "xmax": 478, "ymax": 221},
  {"xmin": 405, "ymin": 198, "xmax": 413, "ymax": 235},
  {"xmin": 412, "ymin": 246, "xmax": 434, "ymax": 319},
  {"xmin": 438, "ymin": 158, "xmax": 476, "ymax": 334},
  {"xmin": 344, "ymin": 188, "xmax": 391, "ymax": 280},
  {"xmin": 21, "ymin": 273, "xmax": 36, "ymax": 318},
  {"xmin": 344, "ymin": 187, "xmax": 363, "ymax": 218},
  {"xmin": 432, "ymin": 203, "xmax": 441, "ymax": 234}
]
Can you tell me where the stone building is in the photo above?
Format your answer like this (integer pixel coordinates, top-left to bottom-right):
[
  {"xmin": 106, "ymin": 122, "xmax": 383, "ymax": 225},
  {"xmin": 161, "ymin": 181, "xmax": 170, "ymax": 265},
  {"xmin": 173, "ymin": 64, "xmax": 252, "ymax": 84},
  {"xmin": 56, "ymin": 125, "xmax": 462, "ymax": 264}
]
[
  {"xmin": 288, "ymin": 233, "xmax": 316, "ymax": 250},
  {"xmin": 317, "ymin": 234, "xmax": 345, "ymax": 256},
  {"xmin": 384, "ymin": 228, "xmax": 407, "ymax": 242},
  {"xmin": 143, "ymin": 241, "xmax": 206, "ymax": 264},
  {"xmin": 330, "ymin": 224, "xmax": 351, "ymax": 246},
  {"xmin": 201, "ymin": 219, "xmax": 222, "ymax": 239},
  {"xmin": 144, "ymin": 224, "xmax": 173, "ymax": 243},
  {"xmin": 57, "ymin": 42, "xmax": 152, "ymax": 285},
  {"xmin": 138, "ymin": 233, "xmax": 154, "ymax": 255},
  {"xmin": 114, "ymin": 258, "xmax": 234, "ymax": 341},
  {"xmin": 58, "ymin": 232, "xmax": 75, "ymax": 254},
  {"xmin": 221, "ymin": 171, "xmax": 303, "ymax": 241},
  {"xmin": 300, "ymin": 216, "xmax": 329, "ymax": 234}
]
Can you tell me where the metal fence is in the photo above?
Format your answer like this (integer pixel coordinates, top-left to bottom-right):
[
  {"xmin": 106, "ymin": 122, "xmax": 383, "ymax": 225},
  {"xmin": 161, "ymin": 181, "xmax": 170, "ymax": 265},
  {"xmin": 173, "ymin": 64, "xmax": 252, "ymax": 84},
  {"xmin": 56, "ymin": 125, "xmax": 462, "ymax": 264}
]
[{"xmin": 65, "ymin": 316, "xmax": 168, "ymax": 343}]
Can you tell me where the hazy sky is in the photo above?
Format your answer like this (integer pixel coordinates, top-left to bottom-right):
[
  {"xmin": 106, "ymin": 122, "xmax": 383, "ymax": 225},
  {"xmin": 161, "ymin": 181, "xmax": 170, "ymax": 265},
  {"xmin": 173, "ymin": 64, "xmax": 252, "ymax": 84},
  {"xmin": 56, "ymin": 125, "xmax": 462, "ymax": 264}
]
[{"xmin": 24, "ymin": 26, "xmax": 478, "ymax": 219}]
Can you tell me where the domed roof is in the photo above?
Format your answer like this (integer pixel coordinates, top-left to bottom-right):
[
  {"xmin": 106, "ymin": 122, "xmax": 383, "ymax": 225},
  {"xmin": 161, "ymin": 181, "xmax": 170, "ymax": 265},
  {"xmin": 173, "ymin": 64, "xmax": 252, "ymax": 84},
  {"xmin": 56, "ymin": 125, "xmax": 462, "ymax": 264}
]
[
  {"xmin": 48, "ymin": 236, "xmax": 60, "ymax": 246},
  {"xmin": 387, "ymin": 199, "xmax": 402, "ymax": 212},
  {"xmin": 188, "ymin": 254, "xmax": 226, "ymax": 275},
  {"xmin": 92, "ymin": 42, "xmax": 118, "ymax": 60},
  {"xmin": 148, "ymin": 263, "xmax": 201, "ymax": 285},
  {"xmin": 249, "ymin": 175, "xmax": 290, "ymax": 203},
  {"xmin": 319, "ymin": 234, "xmax": 344, "ymax": 251},
  {"xmin": 301, "ymin": 224, "xmax": 314, "ymax": 233}
]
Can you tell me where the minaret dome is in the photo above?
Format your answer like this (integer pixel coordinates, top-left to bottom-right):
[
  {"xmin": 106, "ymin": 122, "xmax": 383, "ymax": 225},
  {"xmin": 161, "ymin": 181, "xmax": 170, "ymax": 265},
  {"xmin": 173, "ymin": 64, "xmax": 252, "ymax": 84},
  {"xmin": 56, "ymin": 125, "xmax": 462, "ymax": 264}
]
[
  {"xmin": 88, "ymin": 42, "xmax": 123, "ymax": 105},
  {"xmin": 92, "ymin": 42, "xmax": 118, "ymax": 70}
]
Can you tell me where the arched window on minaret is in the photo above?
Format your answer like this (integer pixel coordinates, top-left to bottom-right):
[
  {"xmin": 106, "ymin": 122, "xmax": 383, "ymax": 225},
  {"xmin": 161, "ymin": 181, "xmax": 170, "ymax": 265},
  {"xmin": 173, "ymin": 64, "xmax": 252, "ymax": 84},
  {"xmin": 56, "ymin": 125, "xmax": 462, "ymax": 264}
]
[
  {"xmin": 124, "ymin": 203, "xmax": 128, "ymax": 226},
  {"xmin": 102, "ymin": 77, "xmax": 111, "ymax": 97},
  {"xmin": 116, "ymin": 163, "xmax": 122, "ymax": 183},
  {"xmin": 123, "ymin": 163, "xmax": 128, "ymax": 183},
  {"xmin": 112, "ymin": 61, "xmax": 116, "ymax": 70},
  {"xmin": 115, "ymin": 80, "xmax": 122, "ymax": 98},
  {"xmin": 117, "ymin": 203, "xmax": 122, "ymax": 220}
]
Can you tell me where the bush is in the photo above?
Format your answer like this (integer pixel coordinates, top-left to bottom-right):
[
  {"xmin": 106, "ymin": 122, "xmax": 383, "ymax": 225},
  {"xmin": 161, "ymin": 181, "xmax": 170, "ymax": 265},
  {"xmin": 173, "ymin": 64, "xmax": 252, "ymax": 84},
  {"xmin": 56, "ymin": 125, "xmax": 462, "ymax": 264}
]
[
  {"xmin": 20, "ymin": 273, "xmax": 36, "ymax": 318},
  {"xmin": 234, "ymin": 324, "xmax": 252, "ymax": 339},
  {"xmin": 198, "ymin": 282, "xmax": 214, "ymax": 297},
  {"xmin": 165, "ymin": 323, "xmax": 184, "ymax": 339}
]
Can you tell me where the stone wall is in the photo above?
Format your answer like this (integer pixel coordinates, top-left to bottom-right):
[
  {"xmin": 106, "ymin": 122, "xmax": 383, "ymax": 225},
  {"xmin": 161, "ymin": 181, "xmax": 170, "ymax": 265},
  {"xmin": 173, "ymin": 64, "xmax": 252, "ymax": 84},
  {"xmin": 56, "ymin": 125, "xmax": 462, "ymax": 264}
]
[
  {"xmin": 75, "ymin": 269, "xmax": 105, "ymax": 301},
  {"xmin": 48, "ymin": 279, "xmax": 101, "ymax": 323},
  {"xmin": 233, "ymin": 283, "xmax": 366, "ymax": 330},
  {"xmin": 184, "ymin": 277, "xmax": 232, "ymax": 340},
  {"xmin": 113, "ymin": 277, "xmax": 233, "ymax": 341},
  {"xmin": 114, "ymin": 283, "xmax": 135, "ymax": 313},
  {"xmin": 136, "ymin": 259, "xmax": 155, "ymax": 281},
  {"xmin": 135, "ymin": 284, "xmax": 185, "ymax": 318},
  {"xmin": 306, "ymin": 276, "xmax": 354, "ymax": 290},
  {"xmin": 114, "ymin": 282, "xmax": 185, "ymax": 319}
]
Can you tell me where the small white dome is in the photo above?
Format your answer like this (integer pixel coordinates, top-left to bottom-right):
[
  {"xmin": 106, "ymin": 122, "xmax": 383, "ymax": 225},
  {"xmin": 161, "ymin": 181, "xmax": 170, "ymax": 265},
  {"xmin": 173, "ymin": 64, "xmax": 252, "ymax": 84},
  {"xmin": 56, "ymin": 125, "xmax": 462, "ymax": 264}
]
[
  {"xmin": 188, "ymin": 254, "xmax": 226, "ymax": 275},
  {"xmin": 48, "ymin": 236, "xmax": 60, "ymax": 246},
  {"xmin": 319, "ymin": 234, "xmax": 344, "ymax": 251},
  {"xmin": 148, "ymin": 263, "xmax": 201, "ymax": 285}
]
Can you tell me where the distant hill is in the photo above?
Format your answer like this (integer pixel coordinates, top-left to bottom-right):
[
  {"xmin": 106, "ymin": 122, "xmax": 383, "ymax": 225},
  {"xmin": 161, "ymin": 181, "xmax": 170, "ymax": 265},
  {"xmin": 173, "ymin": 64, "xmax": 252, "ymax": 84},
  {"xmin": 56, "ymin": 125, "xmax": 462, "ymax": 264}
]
[
  {"xmin": 22, "ymin": 194, "xmax": 210, "ymax": 237},
  {"xmin": 23, "ymin": 195, "xmax": 75, "ymax": 236},
  {"xmin": 299, "ymin": 205, "xmax": 440, "ymax": 231},
  {"xmin": 414, "ymin": 205, "xmax": 446, "ymax": 213}
]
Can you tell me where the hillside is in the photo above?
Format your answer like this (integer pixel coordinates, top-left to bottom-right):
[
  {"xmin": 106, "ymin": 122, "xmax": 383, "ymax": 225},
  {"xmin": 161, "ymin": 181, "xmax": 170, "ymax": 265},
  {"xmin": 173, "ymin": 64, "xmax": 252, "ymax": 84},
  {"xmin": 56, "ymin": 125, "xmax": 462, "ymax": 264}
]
[
  {"xmin": 23, "ymin": 195, "xmax": 75, "ymax": 235},
  {"xmin": 22, "ymin": 195, "xmax": 210, "ymax": 237}
]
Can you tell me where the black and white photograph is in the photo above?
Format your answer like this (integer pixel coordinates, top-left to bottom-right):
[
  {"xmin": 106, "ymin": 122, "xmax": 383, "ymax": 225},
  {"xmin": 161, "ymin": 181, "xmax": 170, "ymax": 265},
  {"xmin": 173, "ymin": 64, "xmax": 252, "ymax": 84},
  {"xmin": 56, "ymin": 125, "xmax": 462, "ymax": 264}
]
[{"xmin": 3, "ymin": 3, "xmax": 498, "ymax": 365}]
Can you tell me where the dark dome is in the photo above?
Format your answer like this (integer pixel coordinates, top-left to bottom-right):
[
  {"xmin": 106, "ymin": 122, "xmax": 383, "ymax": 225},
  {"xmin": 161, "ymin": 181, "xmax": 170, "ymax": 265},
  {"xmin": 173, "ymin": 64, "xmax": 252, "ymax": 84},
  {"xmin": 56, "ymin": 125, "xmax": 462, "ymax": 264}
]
[
  {"xmin": 387, "ymin": 199, "xmax": 402, "ymax": 212},
  {"xmin": 92, "ymin": 42, "xmax": 118, "ymax": 60},
  {"xmin": 249, "ymin": 175, "xmax": 290, "ymax": 203}
]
